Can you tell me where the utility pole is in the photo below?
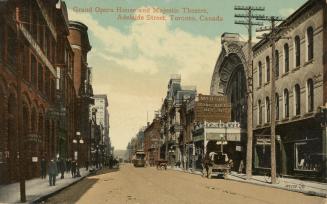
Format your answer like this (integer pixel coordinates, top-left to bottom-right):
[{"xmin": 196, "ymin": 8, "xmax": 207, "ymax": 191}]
[
  {"xmin": 234, "ymin": 6, "xmax": 265, "ymax": 179},
  {"xmin": 256, "ymin": 15, "xmax": 287, "ymax": 184},
  {"xmin": 15, "ymin": 5, "xmax": 26, "ymax": 202}
]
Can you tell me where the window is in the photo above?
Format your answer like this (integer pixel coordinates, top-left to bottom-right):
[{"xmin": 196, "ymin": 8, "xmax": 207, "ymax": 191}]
[
  {"xmin": 294, "ymin": 141, "xmax": 321, "ymax": 171},
  {"xmin": 284, "ymin": 43, "xmax": 289, "ymax": 73},
  {"xmin": 258, "ymin": 61, "xmax": 262, "ymax": 86},
  {"xmin": 255, "ymin": 144, "xmax": 271, "ymax": 168},
  {"xmin": 38, "ymin": 63, "xmax": 43, "ymax": 92},
  {"xmin": 295, "ymin": 36, "xmax": 301, "ymax": 67},
  {"xmin": 258, "ymin": 100, "xmax": 262, "ymax": 125},
  {"xmin": 275, "ymin": 50, "xmax": 279, "ymax": 78},
  {"xmin": 284, "ymin": 89, "xmax": 289, "ymax": 118},
  {"xmin": 294, "ymin": 84, "xmax": 301, "ymax": 116},
  {"xmin": 266, "ymin": 97, "xmax": 270, "ymax": 123},
  {"xmin": 276, "ymin": 93, "xmax": 279, "ymax": 120},
  {"xmin": 266, "ymin": 56, "xmax": 270, "ymax": 82},
  {"xmin": 23, "ymin": 46, "xmax": 29, "ymax": 81},
  {"xmin": 307, "ymin": 27, "xmax": 314, "ymax": 61},
  {"xmin": 307, "ymin": 79, "xmax": 314, "ymax": 112},
  {"xmin": 31, "ymin": 55, "xmax": 37, "ymax": 86},
  {"xmin": 7, "ymin": 26, "xmax": 16, "ymax": 70},
  {"xmin": 45, "ymin": 69, "xmax": 50, "ymax": 98}
]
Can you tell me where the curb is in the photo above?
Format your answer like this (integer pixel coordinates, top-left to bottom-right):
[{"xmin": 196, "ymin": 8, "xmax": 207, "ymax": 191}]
[
  {"xmin": 225, "ymin": 176, "xmax": 327, "ymax": 198},
  {"xmin": 169, "ymin": 168, "xmax": 327, "ymax": 198},
  {"xmin": 30, "ymin": 173, "xmax": 90, "ymax": 204}
]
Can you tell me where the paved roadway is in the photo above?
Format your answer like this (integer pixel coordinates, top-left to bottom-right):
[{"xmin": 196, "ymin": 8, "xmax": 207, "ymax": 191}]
[{"xmin": 45, "ymin": 164, "xmax": 326, "ymax": 204}]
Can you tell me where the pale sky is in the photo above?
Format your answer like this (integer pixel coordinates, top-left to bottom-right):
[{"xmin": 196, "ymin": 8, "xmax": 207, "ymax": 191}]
[{"xmin": 65, "ymin": 0, "xmax": 306, "ymax": 150}]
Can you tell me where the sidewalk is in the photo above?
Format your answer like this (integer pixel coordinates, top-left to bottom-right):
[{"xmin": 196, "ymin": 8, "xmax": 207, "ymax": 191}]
[
  {"xmin": 0, "ymin": 168, "xmax": 90, "ymax": 203},
  {"xmin": 168, "ymin": 167, "xmax": 327, "ymax": 198}
]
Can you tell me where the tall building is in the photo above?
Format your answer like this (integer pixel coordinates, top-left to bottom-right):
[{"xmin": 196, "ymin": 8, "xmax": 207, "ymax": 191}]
[
  {"xmin": 210, "ymin": 0, "xmax": 327, "ymax": 180},
  {"xmin": 68, "ymin": 21, "xmax": 94, "ymax": 167},
  {"xmin": 90, "ymin": 95, "xmax": 111, "ymax": 160},
  {"xmin": 0, "ymin": 0, "xmax": 74, "ymax": 184}
]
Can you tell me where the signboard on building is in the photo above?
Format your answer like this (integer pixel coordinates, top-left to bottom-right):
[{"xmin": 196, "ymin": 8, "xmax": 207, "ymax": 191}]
[{"xmin": 194, "ymin": 94, "xmax": 231, "ymax": 123}]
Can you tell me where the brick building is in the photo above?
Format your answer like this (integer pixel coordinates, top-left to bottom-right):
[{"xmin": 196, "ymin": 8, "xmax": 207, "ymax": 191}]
[
  {"xmin": 144, "ymin": 114, "xmax": 161, "ymax": 166},
  {"xmin": 0, "ymin": 0, "xmax": 74, "ymax": 184},
  {"xmin": 68, "ymin": 21, "xmax": 94, "ymax": 168}
]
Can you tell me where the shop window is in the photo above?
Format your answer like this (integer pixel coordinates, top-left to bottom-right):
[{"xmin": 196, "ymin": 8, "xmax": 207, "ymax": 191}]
[
  {"xmin": 307, "ymin": 27, "xmax": 314, "ymax": 61},
  {"xmin": 294, "ymin": 36, "xmax": 301, "ymax": 67},
  {"xmin": 258, "ymin": 61, "xmax": 262, "ymax": 86},
  {"xmin": 256, "ymin": 144, "xmax": 271, "ymax": 168},
  {"xmin": 294, "ymin": 84, "xmax": 301, "ymax": 116},
  {"xmin": 275, "ymin": 50, "xmax": 279, "ymax": 78},
  {"xmin": 294, "ymin": 142, "xmax": 321, "ymax": 171},
  {"xmin": 266, "ymin": 97, "xmax": 270, "ymax": 123},
  {"xmin": 284, "ymin": 43, "xmax": 289, "ymax": 73},
  {"xmin": 284, "ymin": 89, "xmax": 289, "ymax": 118},
  {"xmin": 307, "ymin": 79, "xmax": 314, "ymax": 112}
]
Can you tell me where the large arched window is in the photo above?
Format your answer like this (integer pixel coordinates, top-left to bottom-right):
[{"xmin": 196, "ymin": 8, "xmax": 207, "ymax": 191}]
[
  {"xmin": 295, "ymin": 35, "xmax": 301, "ymax": 67},
  {"xmin": 284, "ymin": 89, "xmax": 289, "ymax": 118},
  {"xmin": 307, "ymin": 79, "xmax": 314, "ymax": 112},
  {"xmin": 258, "ymin": 100, "xmax": 262, "ymax": 125},
  {"xmin": 275, "ymin": 50, "xmax": 279, "ymax": 78},
  {"xmin": 307, "ymin": 27, "xmax": 314, "ymax": 61},
  {"xmin": 284, "ymin": 43, "xmax": 289, "ymax": 73},
  {"xmin": 266, "ymin": 97, "xmax": 270, "ymax": 123},
  {"xmin": 266, "ymin": 56, "xmax": 270, "ymax": 83},
  {"xmin": 258, "ymin": 61, "xmax": 262, "ymax": 86},
  {"xmin": 294, "ymin": 84, "xmax": 301, "ymax": 116},
  {"xmin": 275, "ymin": 93, "xmax": 279, "ymax": 120}
]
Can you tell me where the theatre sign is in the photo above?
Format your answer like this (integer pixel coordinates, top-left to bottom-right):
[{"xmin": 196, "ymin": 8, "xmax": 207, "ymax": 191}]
[{"xmin": 187, "ymin": 94, "xmax": 231, "ymax": 123}]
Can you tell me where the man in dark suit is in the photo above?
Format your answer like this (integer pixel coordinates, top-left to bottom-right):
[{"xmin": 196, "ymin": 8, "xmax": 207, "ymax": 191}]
[{"xmin": 48, "ymin": 158, "xmax": 58, "ymax": 186}]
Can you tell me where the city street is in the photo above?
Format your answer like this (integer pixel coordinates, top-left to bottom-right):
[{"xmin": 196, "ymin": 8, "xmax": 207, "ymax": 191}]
[{"xmin": 44, "ymin": 164, "xmax": 326, "ymax": 204}]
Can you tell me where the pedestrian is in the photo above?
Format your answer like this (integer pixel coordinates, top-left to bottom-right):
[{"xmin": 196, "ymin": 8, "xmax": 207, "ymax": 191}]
[
  {"xmin": 59, "ymin": 158, "xmax": 66, "ymax": 179},
  {"xmin": 71, "ymin": 160, "xmax": 76, "ymax": 178},
  {"xmin": 40, "ymin": 157, "xmax": 47, "ymax": 179},
  {"xmin": 66, "ymin": 159, "xmax": 71, "ymax": 173},
  {"xmin": 48, "ymin": 158, "xmax": 58, "ymax": 186},
  {"xmin": 85, "ymin": 160, "xmax": 89, "ymax": 171}
]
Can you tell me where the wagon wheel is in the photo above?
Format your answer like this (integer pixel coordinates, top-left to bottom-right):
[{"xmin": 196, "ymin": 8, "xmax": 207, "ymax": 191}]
[{"xmin": 208, "ymin": 167, "xmax": 212, "ymax": 179}]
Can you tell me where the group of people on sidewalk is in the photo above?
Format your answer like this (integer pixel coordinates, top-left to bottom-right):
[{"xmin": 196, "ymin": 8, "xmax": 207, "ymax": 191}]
[{"xmin": 40, "ymin": 157, "xmax": 82, "ymax": 186}]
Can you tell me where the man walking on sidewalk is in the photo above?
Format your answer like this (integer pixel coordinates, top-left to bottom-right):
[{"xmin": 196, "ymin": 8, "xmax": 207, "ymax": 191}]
[{"xmin": 48, "ymin": 158, "xmax": 58, "ymax": 186}]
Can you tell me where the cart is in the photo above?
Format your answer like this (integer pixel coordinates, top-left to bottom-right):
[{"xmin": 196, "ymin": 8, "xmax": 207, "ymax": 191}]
[
  {"xmin": 155, "ymin": 159, "xmax": 168, "ymax": 170},
  {"xmin": 203, "ymin": 152, "xmax": 231, "ymax": 179}
]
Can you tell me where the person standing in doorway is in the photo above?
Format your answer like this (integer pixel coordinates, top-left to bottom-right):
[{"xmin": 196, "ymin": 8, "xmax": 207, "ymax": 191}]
[{"xmin": 40, "ymin": 157, "xmax": 47, "ymax": 179}]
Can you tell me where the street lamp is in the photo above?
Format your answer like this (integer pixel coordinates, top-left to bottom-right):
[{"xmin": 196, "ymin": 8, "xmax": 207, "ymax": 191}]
[{"xmin": 74, "ymin": 131, "xmax": 84, "ymax": 177}]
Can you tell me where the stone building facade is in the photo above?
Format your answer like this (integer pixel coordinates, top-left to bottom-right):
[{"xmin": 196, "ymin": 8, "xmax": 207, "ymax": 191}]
[
  {"xmin": 210, "ymin": 0, "xmax": 327, "ymax": 180},
  {"xmin": 144, "ymin": 114, "xmax": 161, "ymax": 166}
]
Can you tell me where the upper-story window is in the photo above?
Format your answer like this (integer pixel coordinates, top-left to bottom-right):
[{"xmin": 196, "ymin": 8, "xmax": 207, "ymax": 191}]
[
  {"xmin": 294, "ymin": 35, "xmax": 301, "ymax": 67},
  {"xmin": 266, "ymin": 56, "xmax": 270, "ymax": 83},
  {"xmin": 275, "ymin": 93, "xmax": 279, "ymax": 120},
  {"xmin": 266, "ymin": 97, "xmax": 270, "ymax": 123},
  {"xmin": 275, "ymin": 50, "xmax": 279, "ymax": 78},
  {"xmin": 307, "ymin": 27, "xmax": 314, "ymax": 61},
  {"xmin": 258, "ymin": 61, "xmax": 262, "ymax": 86},
  {"xmin": 38, "ymin": 63, "xmax": 44, "ymax": 92},
  {"xmin": 7, "ymin": 26, "xmax": 16, "ymax": 70},
  {"xmin": 284, "ymin": 89, "xmax": 289, "ymax": 118},
  {"xmin": 284, "ymin": 43, "xmax": 289, "ymax": 73},
  {"xmin": 258, "ymin": 99, "xmax": 262, "ymax": 125},
  {"xmin": 31, "ymin": 54, "xmax": 37, "ymax": 87},
  {"xmin": 307, "ymin": 79, "xmax": 314, "ymax": 112},
  {"xmin": 294, "ymin": 84, "xmax": 301, "ymax": 116}
]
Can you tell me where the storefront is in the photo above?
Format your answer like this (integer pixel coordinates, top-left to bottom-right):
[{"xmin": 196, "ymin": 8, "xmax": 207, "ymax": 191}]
[
  {"xmin": 254, "ymin": 118, "xmax": 323, "ymax": 180},
  {"xmin": 192, "ymin": 121, "xmax": 246, "ymax": 171}
]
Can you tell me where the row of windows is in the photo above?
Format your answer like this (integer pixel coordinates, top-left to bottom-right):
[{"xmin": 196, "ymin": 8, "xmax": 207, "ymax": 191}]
[
  {"xmin": 257, "ymin": 79, "xmax": 314, "ymax": 125},
  {"xmin": 258, "ymin": 27, "xmax": 314, "ymax": 86}
]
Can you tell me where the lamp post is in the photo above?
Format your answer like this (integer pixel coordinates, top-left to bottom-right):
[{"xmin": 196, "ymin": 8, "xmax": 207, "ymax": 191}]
[{"xmin": 73, "ymin": 131, "xmax": 84, "ymax": 177}]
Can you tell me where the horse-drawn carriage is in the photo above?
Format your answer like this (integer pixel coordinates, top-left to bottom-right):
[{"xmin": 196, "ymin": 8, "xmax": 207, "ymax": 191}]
[
  {"xmin": 155, "ymin": 159, "xmax": 168, "ymax": 170},
  {"xmin": 202, "ymin": 152, "xmax": 232, "ymax": 179}
]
